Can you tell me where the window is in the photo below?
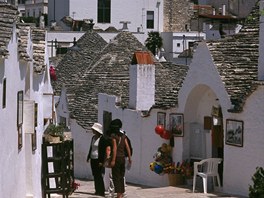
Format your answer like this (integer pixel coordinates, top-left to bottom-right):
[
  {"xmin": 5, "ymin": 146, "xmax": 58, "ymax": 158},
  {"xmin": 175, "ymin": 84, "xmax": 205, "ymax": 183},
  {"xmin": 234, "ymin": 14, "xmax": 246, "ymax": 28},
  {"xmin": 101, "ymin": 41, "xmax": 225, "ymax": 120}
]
[
  {"xmin": 17, "ymin": 91, "xmax": 24, "ymax": 127},
  {"xmin": 34, "ymin": 103, "xmax": 38, "ymax": 128},
  {"xmin": 2, "ymin": 78, "xmax": 6, "ymax": 108},
  {"xmin": 147, "ymin": 11, "xmax": 154, "ymax": 29},
  {"xmin": 17, "ymin": 91, "xmax": 24, "ymax": 149},
  {"xmin": 32, "ymin": 103, "xmax": 38, "ymax": 151},
  {"xmin": 98, "ymin": 0, "xmax": 111, "ymax": 23},
  {"xmin": 177, "ymin": 43, "xmax": 181, "ymax": 47}
]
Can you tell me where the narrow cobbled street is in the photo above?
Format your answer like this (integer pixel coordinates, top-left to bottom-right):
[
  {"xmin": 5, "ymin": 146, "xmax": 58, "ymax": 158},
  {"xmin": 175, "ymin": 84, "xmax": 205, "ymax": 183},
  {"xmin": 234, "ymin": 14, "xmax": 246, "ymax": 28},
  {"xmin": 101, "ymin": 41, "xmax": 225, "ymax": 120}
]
[{"xmin": 61, "ymin": 179, "xmax": 246, "ymax": 198}]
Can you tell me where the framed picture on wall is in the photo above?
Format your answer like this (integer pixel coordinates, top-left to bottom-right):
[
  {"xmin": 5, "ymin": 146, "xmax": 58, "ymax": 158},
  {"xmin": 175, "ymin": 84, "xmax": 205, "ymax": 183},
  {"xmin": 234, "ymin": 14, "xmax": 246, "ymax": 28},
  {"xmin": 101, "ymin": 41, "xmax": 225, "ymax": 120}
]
[
  {"xmin": 169, "ymin": 113, "xmax": 184, "ymax": 137},
  {"xmin": 226, "ymin": 119, "xmax": 243, "ymax": 147},
  {"xmin": 17, "ymin": 91, "xmax": 23, "ymax": 127},
  {"xmin": 32, "ymin": 103, "xmax": 38, "ymax": 151},
  {"xmin": 17, "ymin": 91, "xmax": 23, "ymax": 150},
  {"xmin": 157, "ymin": 112, "xmax": 166, "ymax": 127},
  {"xmin": 18, "ymin": 126, "xmax": 22, "ymax": 149}
]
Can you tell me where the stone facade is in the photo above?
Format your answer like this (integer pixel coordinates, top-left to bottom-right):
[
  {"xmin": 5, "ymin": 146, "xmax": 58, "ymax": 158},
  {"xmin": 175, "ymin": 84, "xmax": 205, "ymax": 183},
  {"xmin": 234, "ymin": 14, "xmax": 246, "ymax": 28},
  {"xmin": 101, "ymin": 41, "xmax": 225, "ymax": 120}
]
[{"xmin": 163, "ymin": 0, "xmax": 193, "ymax": 32}]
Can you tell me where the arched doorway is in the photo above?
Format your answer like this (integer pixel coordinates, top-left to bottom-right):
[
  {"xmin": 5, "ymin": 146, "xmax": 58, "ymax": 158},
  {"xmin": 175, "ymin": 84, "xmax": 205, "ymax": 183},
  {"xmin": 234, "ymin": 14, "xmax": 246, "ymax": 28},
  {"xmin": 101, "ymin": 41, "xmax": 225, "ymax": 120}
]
[{"xmin": 183, "ymin": 85, "xmax": 224, "ymax": 185}]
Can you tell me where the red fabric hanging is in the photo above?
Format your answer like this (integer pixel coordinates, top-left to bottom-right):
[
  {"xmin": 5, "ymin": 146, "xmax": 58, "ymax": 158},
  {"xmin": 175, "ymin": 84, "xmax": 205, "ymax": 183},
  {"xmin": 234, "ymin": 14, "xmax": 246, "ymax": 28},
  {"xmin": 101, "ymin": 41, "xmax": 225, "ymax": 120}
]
[{"xmin": 50, "ymin": 66, "xmax": 57, "ymax": 81}]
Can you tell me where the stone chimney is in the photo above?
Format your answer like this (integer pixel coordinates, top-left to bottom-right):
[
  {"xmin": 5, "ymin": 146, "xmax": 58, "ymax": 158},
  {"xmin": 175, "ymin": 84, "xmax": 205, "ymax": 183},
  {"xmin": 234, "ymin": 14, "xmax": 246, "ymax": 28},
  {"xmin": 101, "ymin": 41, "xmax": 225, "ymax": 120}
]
[
  {"xmin": 120, "ymin": 21, "xmax": 130, "ymax": 31},
  {"xmin": 259, "ymin": 0, "xmax": 264, "ymax": 80},
  {"xmin": 129, "ymin": 51, "xmax": 155, "ymax": 110},
  {"xmin": 87, "ymin": 19, "xmax": 95, "ymax": 31}
]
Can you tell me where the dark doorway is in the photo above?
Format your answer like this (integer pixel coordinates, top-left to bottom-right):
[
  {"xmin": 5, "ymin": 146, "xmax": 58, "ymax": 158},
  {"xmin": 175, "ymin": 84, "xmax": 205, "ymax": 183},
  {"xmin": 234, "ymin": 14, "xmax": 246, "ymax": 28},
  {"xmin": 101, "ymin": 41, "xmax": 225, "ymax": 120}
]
[{"xmin": 211, "ymin": 106, "xmax": 224, "ymax": 185}]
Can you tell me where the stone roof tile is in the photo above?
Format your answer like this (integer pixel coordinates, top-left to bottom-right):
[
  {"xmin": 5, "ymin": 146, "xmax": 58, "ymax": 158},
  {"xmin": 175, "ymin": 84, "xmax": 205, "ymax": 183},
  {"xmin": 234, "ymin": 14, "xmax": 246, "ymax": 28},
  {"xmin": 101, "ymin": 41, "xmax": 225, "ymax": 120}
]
[
  {"xmin": 17, "ymin": 24, "xmax": 32, "ymax": 62},
  {"xmin": 52, "ymin": 31, "xmax": 108, "ymax": 95},
  {"xmin": 0, "ymin": 3, "xmax": 19, "ymax": 58},
  {"xmin": 54, "ymin": 31, "xmax": 188, "ymax": 130},
  {"xmin": 32, "ymin": 28, "xmax": 47, "ymax": 74},
  {"xmin": 207, "ymin": 2, "xmax": 260, "ymax": 112}
]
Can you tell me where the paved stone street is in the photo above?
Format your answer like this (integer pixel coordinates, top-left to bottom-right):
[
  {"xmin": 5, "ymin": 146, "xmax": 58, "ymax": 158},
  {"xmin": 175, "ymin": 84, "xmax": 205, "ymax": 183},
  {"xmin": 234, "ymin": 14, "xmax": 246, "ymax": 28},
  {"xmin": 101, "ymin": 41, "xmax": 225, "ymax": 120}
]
[{"xmin": 49, "ymin": 178, "xmax": 247, "ymax": 198}]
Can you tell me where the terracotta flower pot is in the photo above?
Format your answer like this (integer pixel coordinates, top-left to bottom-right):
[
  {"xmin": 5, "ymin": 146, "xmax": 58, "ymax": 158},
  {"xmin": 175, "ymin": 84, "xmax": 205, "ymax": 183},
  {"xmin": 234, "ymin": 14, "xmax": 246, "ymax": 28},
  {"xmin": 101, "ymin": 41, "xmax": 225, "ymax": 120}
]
[{"xmin": 168, "ymin": 174, "xmax": 184, "ymax": 186}]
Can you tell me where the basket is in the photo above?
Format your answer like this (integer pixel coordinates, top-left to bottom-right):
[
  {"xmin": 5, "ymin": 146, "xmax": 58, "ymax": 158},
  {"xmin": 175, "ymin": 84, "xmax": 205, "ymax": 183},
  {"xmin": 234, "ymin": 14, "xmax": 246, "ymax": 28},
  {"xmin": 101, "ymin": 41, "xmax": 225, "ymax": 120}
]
[
  {"xmin": 168, "ymin": 174, "xmax": 184, "ymax": 186},
  {"xmin": 44, "ymin": 134, "xmax": 61, "ymax": 143}
]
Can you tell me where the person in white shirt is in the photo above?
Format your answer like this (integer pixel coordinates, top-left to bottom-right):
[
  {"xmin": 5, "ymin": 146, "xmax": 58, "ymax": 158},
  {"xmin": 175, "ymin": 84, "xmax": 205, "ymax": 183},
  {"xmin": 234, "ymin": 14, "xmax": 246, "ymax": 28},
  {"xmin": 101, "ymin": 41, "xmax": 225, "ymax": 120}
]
[{"xmin": 87, "ymin": 123, "xmax": 107, "ymax": 197}]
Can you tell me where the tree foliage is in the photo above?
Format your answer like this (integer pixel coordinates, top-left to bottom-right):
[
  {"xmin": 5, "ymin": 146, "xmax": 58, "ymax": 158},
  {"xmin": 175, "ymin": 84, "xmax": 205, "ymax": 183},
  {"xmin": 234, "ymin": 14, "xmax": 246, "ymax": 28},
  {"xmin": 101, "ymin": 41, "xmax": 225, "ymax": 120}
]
[
  {"xmin": 145, "ymin": 31, "xmax": 163, "ymax": 55},
  {"xmin": 249, "ymin": 167, "xmax": 264, "ymax": 198}
]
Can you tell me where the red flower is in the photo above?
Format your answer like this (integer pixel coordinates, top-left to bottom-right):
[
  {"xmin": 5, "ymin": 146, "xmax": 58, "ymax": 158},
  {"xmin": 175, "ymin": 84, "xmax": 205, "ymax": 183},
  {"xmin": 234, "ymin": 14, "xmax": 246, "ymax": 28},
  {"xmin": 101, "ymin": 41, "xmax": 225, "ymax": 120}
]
[{"xmin": 72, "ymin": 181, "xmax": 80, "ymax": 191}]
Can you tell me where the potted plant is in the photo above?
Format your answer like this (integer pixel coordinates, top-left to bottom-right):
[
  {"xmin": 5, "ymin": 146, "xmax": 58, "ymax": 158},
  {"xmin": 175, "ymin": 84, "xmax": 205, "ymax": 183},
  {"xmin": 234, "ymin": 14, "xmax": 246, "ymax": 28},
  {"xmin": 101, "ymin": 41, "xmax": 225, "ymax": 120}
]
[
  {"xmin": 44, "ymin": 123, "xmax": 65, "ymax": 143},
  {"xmin": 167, "ymin": 160, "xmax": 194, "ymax": 186},
  {"xmin": 249, "ymin": 167, "xmax": 264, "ymax": 197}
]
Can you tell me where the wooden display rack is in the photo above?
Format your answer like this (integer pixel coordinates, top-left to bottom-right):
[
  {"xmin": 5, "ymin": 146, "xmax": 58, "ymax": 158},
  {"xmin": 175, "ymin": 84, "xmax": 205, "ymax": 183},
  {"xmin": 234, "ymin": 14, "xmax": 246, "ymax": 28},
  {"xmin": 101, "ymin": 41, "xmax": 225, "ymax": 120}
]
[{"xmin": 42, "ymin": 139, "xmax": 74, "ymax": 198}]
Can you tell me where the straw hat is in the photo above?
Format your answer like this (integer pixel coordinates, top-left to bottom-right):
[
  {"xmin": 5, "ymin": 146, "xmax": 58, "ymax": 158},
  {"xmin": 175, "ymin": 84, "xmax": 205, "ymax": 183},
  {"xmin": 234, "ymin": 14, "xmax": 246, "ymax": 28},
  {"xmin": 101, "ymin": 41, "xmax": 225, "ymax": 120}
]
[{"xmin": 91, "ymin": 123, "xmax": 103, "ymax": 135}]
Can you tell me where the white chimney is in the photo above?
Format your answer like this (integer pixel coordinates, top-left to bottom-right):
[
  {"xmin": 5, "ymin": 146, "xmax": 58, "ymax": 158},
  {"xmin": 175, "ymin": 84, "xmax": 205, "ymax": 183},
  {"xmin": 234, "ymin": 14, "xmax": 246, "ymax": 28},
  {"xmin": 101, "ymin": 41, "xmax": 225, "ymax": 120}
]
[
  {"xmin": 222, "ymin": 4, "xmax": 226, "ymax": 15},
  {"xmin": 39, "ymin": 15, "xmax": 45, "ymax": 29},
  {"xmin": 259, "ymin": 0, "xmax": 264, "ymax": 80},
  {"xmin": 129, "ymin": 52, "xmax": 155, "ymax": 110}
]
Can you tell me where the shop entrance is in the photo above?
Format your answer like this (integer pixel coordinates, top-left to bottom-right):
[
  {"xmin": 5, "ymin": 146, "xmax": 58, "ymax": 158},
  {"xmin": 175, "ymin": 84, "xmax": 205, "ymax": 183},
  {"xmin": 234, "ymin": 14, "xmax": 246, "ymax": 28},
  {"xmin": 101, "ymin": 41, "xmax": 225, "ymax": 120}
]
[{"xmin": 211, "ymin": 105, "xmax": 224, "ymax": 185}]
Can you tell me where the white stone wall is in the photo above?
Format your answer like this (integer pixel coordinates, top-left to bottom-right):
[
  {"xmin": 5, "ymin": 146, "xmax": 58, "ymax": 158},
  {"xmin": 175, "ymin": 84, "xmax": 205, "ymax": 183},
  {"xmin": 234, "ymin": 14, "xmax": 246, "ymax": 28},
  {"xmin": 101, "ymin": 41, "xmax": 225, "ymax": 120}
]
[
  {"xmin": 223, "ymin": 86, "xmax": 264, "ymax": 196},
  {"xmin": 56, "ymin": 86, "xmax": 70, "ymax": 125},
  {"xmin": 49, "ymin": 0, "xmax": 163, "ymax": 34},
  {"xmin": 61, "ymin": 41, "xmax": 264, "ymax": 197},
  {"xmin": 0, "ymin": 26, "xmax": 27, "ymax": 198},
  {"xmin": 129, "ymin": 64, "xmax": 155, "ymax": 110},
  {"xmin": 161, "ymin": 32, "xmax": 206, "ymax": 62},
  {"xmin": 179, "ymin": 41, "xmax": 264, "ymax": 197},
  {"xmin": 0, "ymin": 25, "xmax": 52, "ymax": 197},
  {"xmin": 97, "ymin": 93, "xmax": 184, "ymax": 187},
  {"xmin": 24, "ymin": 30, "xmax": 53, "ymax": 198},
  {"xmin": 71, "ymin": 119, "xmax": 93, "ymax": 180}
]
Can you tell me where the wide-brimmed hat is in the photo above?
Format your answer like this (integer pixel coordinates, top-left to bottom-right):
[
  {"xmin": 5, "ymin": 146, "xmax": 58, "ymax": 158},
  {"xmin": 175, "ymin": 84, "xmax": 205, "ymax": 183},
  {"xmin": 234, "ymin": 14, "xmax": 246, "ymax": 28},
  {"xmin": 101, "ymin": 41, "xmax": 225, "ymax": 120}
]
[{"xmin": 91, "ymin": 123, "xmax": 103, "ymax": 135}]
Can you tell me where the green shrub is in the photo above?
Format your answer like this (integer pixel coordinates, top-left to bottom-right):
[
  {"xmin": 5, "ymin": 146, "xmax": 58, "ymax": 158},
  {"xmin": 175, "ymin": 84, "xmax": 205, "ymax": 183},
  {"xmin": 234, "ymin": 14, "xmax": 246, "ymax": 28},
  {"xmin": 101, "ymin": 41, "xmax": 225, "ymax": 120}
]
[
  {"xmin": 145, "ymin": 31, "xmax": 163, "ymax": 55},
  {"xmin": 45, "ymin": 124, "xmax": 64, "ymax": 138},
  {"xmin": 249, "ymin": 167, "xmax": 264, "ymax": 198}
]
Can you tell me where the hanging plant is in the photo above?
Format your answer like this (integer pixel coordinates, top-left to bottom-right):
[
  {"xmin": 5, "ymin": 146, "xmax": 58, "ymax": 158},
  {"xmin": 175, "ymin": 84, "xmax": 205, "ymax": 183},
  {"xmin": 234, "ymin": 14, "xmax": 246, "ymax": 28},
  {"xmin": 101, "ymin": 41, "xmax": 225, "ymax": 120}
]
[
  {"xmin": 44, "ymin": 124, "xmax": 65, "ymax": 143},
  {"xmin": 249, "ymin": 167, "xmax": 264, "ymax": 197}
]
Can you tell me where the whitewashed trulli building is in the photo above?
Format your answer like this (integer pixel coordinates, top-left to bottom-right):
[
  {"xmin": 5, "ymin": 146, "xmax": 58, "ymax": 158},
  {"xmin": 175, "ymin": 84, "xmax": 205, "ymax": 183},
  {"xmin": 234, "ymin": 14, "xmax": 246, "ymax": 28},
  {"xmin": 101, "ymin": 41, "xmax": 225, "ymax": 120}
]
[
  {"xmin": 98, "ymin": 1, "xmax": 264, "ymax": 197},
  {"xmin": 53, "ymin": 1, "xmax": 263, "ymax": 197},
  {"xmin": 52, "ymin": 30, "xmax": 188, "ymax": 186},
  {"xmin": 0, "ymin": 3, "xmax": 53, "ymax": 198}
]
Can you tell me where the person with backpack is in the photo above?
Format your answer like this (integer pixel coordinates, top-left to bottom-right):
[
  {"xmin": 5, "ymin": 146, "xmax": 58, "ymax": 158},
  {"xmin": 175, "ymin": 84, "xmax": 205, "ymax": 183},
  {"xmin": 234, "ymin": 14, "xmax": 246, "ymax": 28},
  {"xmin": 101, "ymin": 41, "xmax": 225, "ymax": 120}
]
[{"xmin": 109, "ymin": 119, "xmax": 132, "ymax": 198}]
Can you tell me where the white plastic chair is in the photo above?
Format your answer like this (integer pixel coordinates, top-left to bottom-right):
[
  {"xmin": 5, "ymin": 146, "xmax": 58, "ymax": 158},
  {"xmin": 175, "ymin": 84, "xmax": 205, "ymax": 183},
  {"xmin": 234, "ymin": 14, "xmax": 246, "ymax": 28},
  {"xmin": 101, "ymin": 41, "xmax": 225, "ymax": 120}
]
[{"xmin": 192, "ymin": 158, "xmax": 222, "ymax": 194}]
